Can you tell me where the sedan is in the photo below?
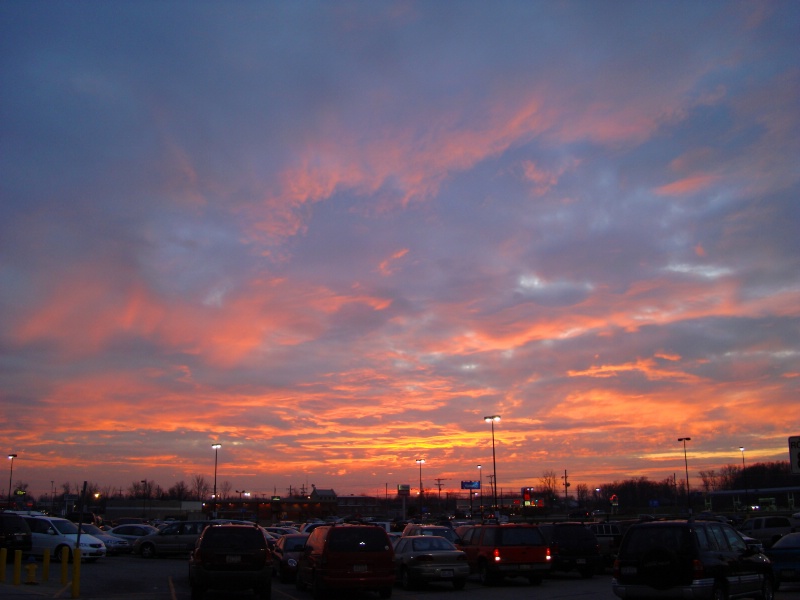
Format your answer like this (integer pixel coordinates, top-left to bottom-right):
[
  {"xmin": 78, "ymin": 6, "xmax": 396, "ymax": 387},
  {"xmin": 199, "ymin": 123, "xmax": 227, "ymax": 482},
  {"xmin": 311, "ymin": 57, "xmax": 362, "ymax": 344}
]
[
  {"xmin": 107, "ymin": 524, "xmax": 160, "ymax": 544},
  {"xmin": 271, "ymin": 533, "xmax": 308, "ymax": 582},
  {"xmin": 766, "ymin": 532, "xmax": 800, "ymax": 591},
  {"xmin": 79, "ymin": 523, "xmax": 132, "ymax": 555},
  {"xmin": 393, "ymin": 535, "xmax": 469, "ymax": 590}
]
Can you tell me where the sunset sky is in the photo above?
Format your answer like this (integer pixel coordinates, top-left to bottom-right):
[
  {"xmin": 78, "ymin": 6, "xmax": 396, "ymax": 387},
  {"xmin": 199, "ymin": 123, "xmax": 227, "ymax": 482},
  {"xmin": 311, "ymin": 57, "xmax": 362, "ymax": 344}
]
[{"xmin": 1, "ymin": 1, "xmax": 798, "ymax": 504}]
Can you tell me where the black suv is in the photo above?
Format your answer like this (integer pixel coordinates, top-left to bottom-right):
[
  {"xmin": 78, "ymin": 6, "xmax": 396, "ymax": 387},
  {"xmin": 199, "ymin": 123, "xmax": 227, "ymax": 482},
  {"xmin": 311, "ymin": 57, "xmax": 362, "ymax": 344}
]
[
  {"xmin": 188, "ymin": 523, "xmax": 272, "ymax": 600},
  {"xmin": 538, "ymin": 522, "xmax": 601, "ymax": 578},
  {"xmin": 612, "ymin": 519, "xmax": 774, "ymax": 600},
  {"xmin": 0, "ymin": 511, "xmax": 32, "ymax": 557}
]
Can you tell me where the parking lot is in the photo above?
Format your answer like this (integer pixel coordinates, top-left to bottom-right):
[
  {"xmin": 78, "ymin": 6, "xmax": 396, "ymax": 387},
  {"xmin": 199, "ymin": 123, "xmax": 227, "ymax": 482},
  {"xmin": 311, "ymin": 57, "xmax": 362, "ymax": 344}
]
[{"xmin": 3, "ymin": 554, "xmax": 800, "ymax": 600}]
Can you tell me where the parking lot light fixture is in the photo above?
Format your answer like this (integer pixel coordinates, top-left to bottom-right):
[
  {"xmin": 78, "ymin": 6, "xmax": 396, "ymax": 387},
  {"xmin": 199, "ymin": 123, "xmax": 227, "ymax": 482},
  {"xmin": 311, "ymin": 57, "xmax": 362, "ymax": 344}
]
[
  {"xmin": 740, "ymin": 446, "xmax": 749, "ymax": 511},
  {"xmin": 7, "ymin": 453, "xmax": 17, "ymax": 507},
  {"xmin": 416, "ymin": 459, "xmax": 425, "ymax": 515},
  {"xmin": 477, "ymin": 464, "xmax": 483, "ymax": 516},
  {"xmin": 678, "ymin": 437, "xmax": 691, "ymax": 513},
  {"xmin": 212, "ymin": 443, "xmax": 221, "ymax": 517},
  {"xmin": 484, "ymin": 415, "xmax": 500, "ymax": 511}
]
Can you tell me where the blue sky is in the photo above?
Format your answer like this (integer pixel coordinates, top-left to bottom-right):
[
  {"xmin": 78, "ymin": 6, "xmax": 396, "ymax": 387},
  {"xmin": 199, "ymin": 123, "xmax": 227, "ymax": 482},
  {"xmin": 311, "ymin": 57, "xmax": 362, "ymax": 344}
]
[{"xmin": 1, "ymin": 1, "xmax": 798, "ymax": 501}]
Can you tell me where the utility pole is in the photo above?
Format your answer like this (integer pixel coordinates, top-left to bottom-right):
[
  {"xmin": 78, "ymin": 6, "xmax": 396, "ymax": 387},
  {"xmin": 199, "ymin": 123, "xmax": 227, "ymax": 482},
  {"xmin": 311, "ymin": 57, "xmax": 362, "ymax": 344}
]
[
  {"xmin": 434, "ymin": 478, "xmax": 448, "ymax": 513},
  {"xmin": 562, "ymin": 470, "xmax": 570, "ymax": 502}
]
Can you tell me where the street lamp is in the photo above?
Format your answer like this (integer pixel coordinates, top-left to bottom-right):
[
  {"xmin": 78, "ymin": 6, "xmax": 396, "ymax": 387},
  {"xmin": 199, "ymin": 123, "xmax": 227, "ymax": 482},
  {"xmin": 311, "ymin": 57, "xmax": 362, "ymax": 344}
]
[
  {"xmin": 7, "ymin": 454, "xmax": 17, "ymax": 508},
  {"xmin": 140, "ymin": 479, "xmax": 147, "ymax": 518},
  {"xmin": 740, "ymin": 446, "xmax": 749, "ymax": 512},
  {"xmin": 477, "ymin": 464, "xmax": 483, "ymax": 517},
  {"xmin": 484, "ymin": 415, "xmax": 500, "ymax": 512},
  {"xmin": 416, "ymin": 459, "xmax": 425, "ymax": 515},
  {"xmin": 678, "ymin": 437, "xmax": 691, "ymax": 513},
  {"xmin": 212, "ymin": 443, "xmax": 221, "ymax": 517}
]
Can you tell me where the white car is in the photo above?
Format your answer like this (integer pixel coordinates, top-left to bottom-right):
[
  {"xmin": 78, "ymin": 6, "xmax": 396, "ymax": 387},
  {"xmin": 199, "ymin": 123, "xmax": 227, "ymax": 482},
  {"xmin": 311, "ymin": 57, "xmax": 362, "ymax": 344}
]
[{"xmin": 22, "ymin": 516, "xmax": 106, "ymax": 562}]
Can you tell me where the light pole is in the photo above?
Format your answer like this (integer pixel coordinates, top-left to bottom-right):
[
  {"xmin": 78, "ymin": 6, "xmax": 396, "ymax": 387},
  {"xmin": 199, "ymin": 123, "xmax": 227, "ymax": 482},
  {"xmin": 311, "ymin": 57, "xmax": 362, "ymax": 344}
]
[
  {"xmin": 7, "ymin": 454, "xmax": 17, "ymax": 508},
  {"xmin": 212, "ymin": 443, "xmax": 221, "ymax": 517},
  {"xmin": 477, "ymin": 464, "xmax": 483, "ymax": 518},
  {"xmin": 739, "ymin": 446, "xmax": 749, "ymax": 512},
  {"xmin": 484, "ymin": 415, "xmax": 500, "ymax": 512},
  {"xmin": 678, "ymin": 437, "xmax": 691, "ymax": 513},
  {"xmin": 236, "ymin": 490, "xmax": 249, "ymax": 517},
  {"xmin": 141, "ymin": 479, "xmax": 147, "ymax": 518},
  {"xmin": 416, "ymin": 459, "xmax": 425, "ymax": 516}
]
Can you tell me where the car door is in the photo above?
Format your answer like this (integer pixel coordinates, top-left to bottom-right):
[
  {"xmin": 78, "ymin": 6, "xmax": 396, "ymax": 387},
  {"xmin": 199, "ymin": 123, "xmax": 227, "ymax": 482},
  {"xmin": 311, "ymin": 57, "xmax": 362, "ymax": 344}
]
[
  {"xmin": 156, "ymin": 522, "xmax": 183, "ymax": 554},
  {"xmin": 707, "ymin": 523, "xmax": 747, "ymax": 596},
  {"xmin": 720, "ymin": 523, "xmax": 765, "ymax": 597}
]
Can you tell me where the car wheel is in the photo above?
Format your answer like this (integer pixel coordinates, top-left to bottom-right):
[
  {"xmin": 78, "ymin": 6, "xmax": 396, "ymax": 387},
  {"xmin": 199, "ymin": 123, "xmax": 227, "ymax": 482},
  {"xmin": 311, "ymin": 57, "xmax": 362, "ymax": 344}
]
[
  {"xmin": 453, "ymin": 578, "xmax": 467, "ymax": 590},
  {"xmin": 139, "ymin": 543, "xmax": 156, "ymax": 559},
  {"xmin": 711, "ymin": 583, "xmax": 729, "ymax": 600},
  {"xmin": 760, "ymin": 577, "xmax": 775, "ymax": 600},
  {"xmin": 55, "ymin": 545, "xmax": 71, "ymax": 563},
  {"xmin": 400, "ymin": 567, "xmax": 415, "ymax": 590},
  {"xmin": 478, "ymin": 561, "xmax": 495, "ymax": 586}
]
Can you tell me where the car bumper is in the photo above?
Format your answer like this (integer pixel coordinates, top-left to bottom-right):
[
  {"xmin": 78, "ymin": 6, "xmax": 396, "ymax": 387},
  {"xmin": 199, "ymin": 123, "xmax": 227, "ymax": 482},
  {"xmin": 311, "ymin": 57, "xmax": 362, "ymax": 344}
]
[
  {"xmin": 409, "ymin": 564, "xmax": 470, "ymax": 582},
  {"xmin": 317, "ymin": 571, "xmax": 395, "ymax": 590},
  {"xmin": 612, "ymin": 579, "xmax": 714, "ymax": 599},
  {"xmin": 190, "ymin": 566, "xmax": 271, "ymax": 591}
]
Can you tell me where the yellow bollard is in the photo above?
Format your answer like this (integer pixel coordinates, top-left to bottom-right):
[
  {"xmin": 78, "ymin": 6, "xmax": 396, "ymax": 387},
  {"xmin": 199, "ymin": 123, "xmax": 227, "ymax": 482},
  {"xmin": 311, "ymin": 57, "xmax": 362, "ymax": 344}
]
[
  {"xmin": 25, "ymin": 561, "xmax": 37, "ymax": 585},
  {"xmin": 71, "ymin": 553, "xmax": 81, "ymax": 599},
  {"xmin": 60, "ymin": 547, "xmax": 69, "ymax": 585},
  {"xmin": 42, "ymin": 548, "xmax": 50, "ymax": 582},
  {"xmin": 13, "ymin": 549, "xmax": 22, "ymax": 585},
  {"xmin": 0, "ymin": 547, "xmax": 6, "ymax": 582}
]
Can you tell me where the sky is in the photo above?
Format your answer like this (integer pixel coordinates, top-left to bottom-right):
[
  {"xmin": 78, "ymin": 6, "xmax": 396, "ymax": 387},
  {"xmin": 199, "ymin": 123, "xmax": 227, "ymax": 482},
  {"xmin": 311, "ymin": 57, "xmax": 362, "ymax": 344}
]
[{"xmin": 1, "ymin": 1, "xmax": 799, "ymax": 503}]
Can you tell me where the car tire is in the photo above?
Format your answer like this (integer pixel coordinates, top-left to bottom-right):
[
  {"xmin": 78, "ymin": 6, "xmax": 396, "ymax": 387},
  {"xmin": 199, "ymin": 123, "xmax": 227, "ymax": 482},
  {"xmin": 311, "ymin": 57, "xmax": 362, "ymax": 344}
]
[
  {"xmin": 478, "ymin": 561, "xmax": 495, "ymax": 586},
  {"xmin": 760, "ymin": 577, "xmax": 775, "ymax": 600},
  {"xmin": 711, "ymin": 583, "xmax": 729, "ymax": 600},
  {"xmin": 400, "ymin": 567, "xmax": 415, "ymax": 590},
  {"xmin": 139, "ymin": 543, "xmax": 156, "ymax": 559},
  {"xmin": 55, "ymin": 545, "xmax": 71, "ymax": 563}
]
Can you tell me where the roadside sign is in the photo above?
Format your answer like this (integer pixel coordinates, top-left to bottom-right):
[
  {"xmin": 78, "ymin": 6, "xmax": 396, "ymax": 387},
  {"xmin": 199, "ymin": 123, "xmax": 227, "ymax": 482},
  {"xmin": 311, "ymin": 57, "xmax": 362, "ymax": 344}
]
[
  {"xmin": 397, "ymin": 484, "xmax": 411, "ymax": 496},
  {"xmin": 790, "ymin": 436, "xmax": 800, "ymax": 474}
]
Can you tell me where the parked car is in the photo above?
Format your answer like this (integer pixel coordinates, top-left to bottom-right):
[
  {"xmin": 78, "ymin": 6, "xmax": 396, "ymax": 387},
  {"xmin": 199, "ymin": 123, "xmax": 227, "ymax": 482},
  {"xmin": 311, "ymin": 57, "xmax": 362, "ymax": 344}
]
[
  {"xmin": 588, "ymin": 522, "xmax": 622, "ymax": 569},
  {"xmin": 189, "ymin": 523, "xmax": 272, "ymax": 600},
  {"xmin": 133, "ymin": 520, "xmax": 213, "ymax": 558},
  {"xmin": 79, "ymin": 523, "xmax": 132, "ymax": 554},
  {"xmin": 264, "ymin": 526, "xmax": 299, "ymax": 537},
  {"xmin": 22, "ymin": 515, "xmax": 106, "ymax": 562},
  {"xmin": 400, "ymin": 524, "xmax": 460, "ymax": 544},
  {"xmin": 271, "ymin": 533, "xmax": 309, "ymax": 583},
  {"xmin": 538, "ymin": 522, "xmax": 601, "ymax": 578},
  {"xmin": 295, "ymin": 524, "xmax": 395, "ymax": 598},
  {"xmin": 739, "ymin": 515, "xmax": 798, "ymax": 548},
  {"xmin": 393, "ymin": 535, "xmax": 469, "ymax": 590},
  {"xmin": 107, "ymin": 523, "xmax": 159, "ymax": 543},
  {"xmin": 612, "ymin": 519, "xmax": 774, "ymax": 600},
  {"xmin": 0, "ymin": 511, "xmax": 32, "ymax": 557},
  {"xmin": 456, "ymin": 523, "xmax": 550, "ymax": 585},
  {"xmin": 765, "ymin": 531, "xmax": 800, "ymax": 591}
]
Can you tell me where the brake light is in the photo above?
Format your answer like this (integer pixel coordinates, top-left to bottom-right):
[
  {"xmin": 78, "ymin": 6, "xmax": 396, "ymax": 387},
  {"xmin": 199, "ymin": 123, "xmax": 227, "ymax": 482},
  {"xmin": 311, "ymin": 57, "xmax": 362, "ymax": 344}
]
[
  {"xmin": 692, "ymin": 559, "xmax": 704, "ymax": 579},
  {"xmin": 546, "ymin": 547, "xmax": 551, "ymax": 561},
  {"xmin": 493, "ymin": 547, "xmax": 501, "ymax": 562}
]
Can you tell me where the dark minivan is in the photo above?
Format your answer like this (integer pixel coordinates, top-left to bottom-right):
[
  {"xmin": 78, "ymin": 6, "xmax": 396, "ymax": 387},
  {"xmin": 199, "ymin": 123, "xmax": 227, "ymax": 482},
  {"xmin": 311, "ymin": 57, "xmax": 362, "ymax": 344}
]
[
  {"xmin": 0, "ymin": 511, "xmax": 32, "ymax": 557},
  {"xmin": 295, "ymin": 524, "xmax": 394, "ymax": 598},
  {"xmin": 612, "ymin": 519, "xmax": 774, "ymax": 600}
]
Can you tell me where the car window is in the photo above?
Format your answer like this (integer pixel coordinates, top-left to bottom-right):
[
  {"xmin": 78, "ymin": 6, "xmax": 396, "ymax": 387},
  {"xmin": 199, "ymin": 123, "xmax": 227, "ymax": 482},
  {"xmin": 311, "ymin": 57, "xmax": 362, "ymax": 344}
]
[
  {"xmin": 394, "ymin": 538, "xmax": 409, "ymax": 553},
  {"xmin": 162, "ymin": 523, "xmax": 180, "ymax": 535},
  {"xmin": 482, "ymin": 528, "xmax": 496, "ymax": 545},
  {"xmin": 624, "ymin": 526, "xmax": 691, "ymax": 555},
  {"xmin": 720, "ymin": 525, "xmax": 746, "ymax": 552},
  {"xmin": 707, "ymin": 524, "xmax": 730, "ymax": 551},
  {"xmin": 52, "ymin": 520, "xmax": 79, "ymax": 535},
  {"xmin": 460, "ymin": 528, "xmax": 476, "ymax": 544},
  {"xmin": 327, "ymin": 528, "xmax": 388, "ymax": 552},
  {"xmin": 498, "ymin": 527, "xmax": 545, "ymax": 546},
  {"xmin": 202, "ymin": 527, "xmax": 265, "ymax": 549},
  {"xmin": 413, "ymin": 537, "xmax": 454, "ymax": 551}
]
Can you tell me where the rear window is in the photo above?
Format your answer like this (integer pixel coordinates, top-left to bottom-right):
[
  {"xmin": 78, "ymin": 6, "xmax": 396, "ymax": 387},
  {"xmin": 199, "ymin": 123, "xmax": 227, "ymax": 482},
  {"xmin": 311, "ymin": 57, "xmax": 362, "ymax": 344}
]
[
  {"xmin": 202, "ymin": 527, "xmax": 266, "ymax": 549},
  {"xmin": 623, "ymin": 526, "xmax": 692, "ymax": 556},
  {"xmin": 496, "ymin": 527, "xmax": 545, "ymax": 546},
  {"xmin": 556, "ymin": 525, "xmax": 596, "ymax": 542},
  {"xmin": 1, "ymin": 514, "xmax": 29, "ymax": 533},
  {"xmin": 327, "ymin": 527, "xmax": 388, "ymax": 552}
]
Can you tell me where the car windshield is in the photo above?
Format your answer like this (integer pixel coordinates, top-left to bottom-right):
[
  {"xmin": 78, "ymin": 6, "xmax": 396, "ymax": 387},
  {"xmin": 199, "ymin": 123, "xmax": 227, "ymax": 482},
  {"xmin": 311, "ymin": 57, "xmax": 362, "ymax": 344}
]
[
  {"xmin": 625, "ymin": 526, "xmax": 692, "ymax": 554},
  {"xmin": 772, "ymin": 533, "xmax": 800, "ymax": 549},
  {"xmin": 80, "ymin": 524, "xmax": 102, "ymax": 535},
  {"xmin": 52, "ymin": 520, "xmax": 79, "ymax": 535}
]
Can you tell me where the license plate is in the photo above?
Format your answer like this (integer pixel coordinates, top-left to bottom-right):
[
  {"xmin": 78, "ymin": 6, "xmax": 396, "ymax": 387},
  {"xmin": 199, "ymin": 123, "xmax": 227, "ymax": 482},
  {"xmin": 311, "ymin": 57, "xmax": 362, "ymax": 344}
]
[
  {"xmin": 577, "ymin": 559, "xmax": 586, "ymax": 564},
  {"xmin": 519, "ymin": 564, "xmax": 531, "ymax": 570},
  {"xmin": 226, "ymin": 555, "xmax": 242, "ymax": 564},
  {"xmin": 353, "ymin": 564, "xmax": 368, "ymax": 572},
  {"xmin": 440, "ymin": 570, "xmax": 453, "ymax": 578},
  {"xmin": 622, "ymin": 566, "xmax": 637, "ymax": 575}
]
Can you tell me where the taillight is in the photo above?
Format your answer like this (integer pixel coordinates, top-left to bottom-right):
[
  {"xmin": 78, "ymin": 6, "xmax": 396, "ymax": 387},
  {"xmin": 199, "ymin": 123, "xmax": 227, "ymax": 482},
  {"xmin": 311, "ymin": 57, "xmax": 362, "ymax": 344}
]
[
  {"xmin": 546, "ymin": 547, "xmax": 551, "ymax": 561},
  {"xmin": 692, "ymin": 559, "xmax": 704, "ymax": 579},
  {"xmin": 612, "ymin": 559, "xmax": 620, "ymax": 578},
  {"xmin": 493, "ymin": 547, "xmax": 501, "ymax": 562}
]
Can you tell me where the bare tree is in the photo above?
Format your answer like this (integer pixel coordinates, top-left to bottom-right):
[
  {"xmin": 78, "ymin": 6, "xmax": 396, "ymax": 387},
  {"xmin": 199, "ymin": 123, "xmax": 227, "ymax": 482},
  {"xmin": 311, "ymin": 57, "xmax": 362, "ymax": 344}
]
[
  {"xmin": 699, "ymin": 469, "xmax": 719, "ymax": 493},
  {"xmin": 219, "ymin": 480, "xmax": 233, "ymax": 501},
  {"xmin": 191, "ymin": 475, "xmax": 210, "ymax": 500},
  {"xmin": 538, "ymin": 470, "xmax": 558, "ymax": 498}
]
